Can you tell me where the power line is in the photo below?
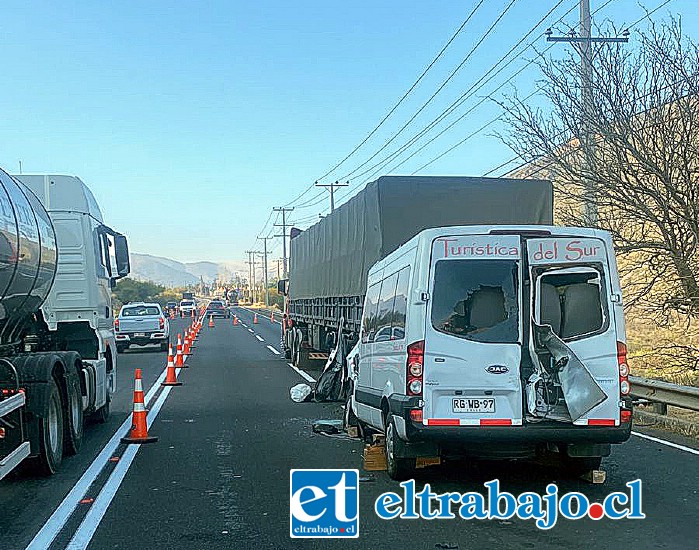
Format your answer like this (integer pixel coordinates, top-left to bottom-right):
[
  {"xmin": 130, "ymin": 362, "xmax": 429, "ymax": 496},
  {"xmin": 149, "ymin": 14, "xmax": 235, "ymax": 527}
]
[
  {"xmin": 325, "ymin": 0, "xmax": 575, "ymax": 205},
  {"xmin": 482, "ymin": 0, "xmax": 676, "ymax": 178},
  {"xmin": 314, "ymin": 0, "xmax": 486, "ymax": 183},
  {"xmin": 281, "ymin": 0, "xmax": 488, "ymax": 208},
  {"xmin": 292, "ymin": 1, "xmax": 573, "ymax": 215},
  {"xmin": 339, "ymin": 0, "xmax": 521, "ymax": 182}
]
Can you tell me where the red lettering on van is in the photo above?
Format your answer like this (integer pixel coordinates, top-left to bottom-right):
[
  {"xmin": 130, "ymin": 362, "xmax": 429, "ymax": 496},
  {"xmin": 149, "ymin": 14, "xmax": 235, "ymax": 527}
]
[
  {"xmin": 437, "ymin": 238, "xmax": 519, "ymax": 258},
  {"xmin": 564, "ymin": 240, "xmax": 601, "ymax": 261}
]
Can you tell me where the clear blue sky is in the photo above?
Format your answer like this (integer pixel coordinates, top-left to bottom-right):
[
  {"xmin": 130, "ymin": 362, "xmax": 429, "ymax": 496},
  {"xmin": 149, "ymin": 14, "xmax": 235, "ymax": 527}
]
[{"xmin": 0, "ymin": 0, "xmax": 692, "ymax": 263}]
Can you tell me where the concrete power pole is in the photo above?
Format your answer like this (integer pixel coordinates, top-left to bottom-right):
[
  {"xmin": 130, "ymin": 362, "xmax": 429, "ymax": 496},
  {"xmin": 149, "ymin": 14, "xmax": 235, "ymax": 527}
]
[
  {"xmin": 257, "ymin": 237, "xmax": 273, "ymax": 307},
  {"xmin": 546, "ymin": 0, "xmax": 628, "ymax": 225},
  {"xmin": 273, "ymin": 206, "xmax": 294, "ymax": 279},
  {"xmin": 246, "ymin": 250, "xmax": 261, "ymax": 303},
  {"xmin": 315, "ymin": 180, "xmax": 348, "ymax": 213}
]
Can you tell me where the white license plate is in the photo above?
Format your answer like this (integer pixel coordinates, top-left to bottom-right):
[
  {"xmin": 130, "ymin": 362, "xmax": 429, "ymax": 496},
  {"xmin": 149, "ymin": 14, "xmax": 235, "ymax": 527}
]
[
  {"xmin": 452, "ymin": 398, "xmax": 496, "ymax": 413},
  {"xmin": 134, "ymin": 332, "xmax": 146, "ymax": 337}
]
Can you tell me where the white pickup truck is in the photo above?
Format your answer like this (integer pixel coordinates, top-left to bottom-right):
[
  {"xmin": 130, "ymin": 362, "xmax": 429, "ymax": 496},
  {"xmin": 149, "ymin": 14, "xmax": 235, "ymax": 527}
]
[{"xmin": 115, "ymin": 302, "xmax": 170, "ymax": 353}]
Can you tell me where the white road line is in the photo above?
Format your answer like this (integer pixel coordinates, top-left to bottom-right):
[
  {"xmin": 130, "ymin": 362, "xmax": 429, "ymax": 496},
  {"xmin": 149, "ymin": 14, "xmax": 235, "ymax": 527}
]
[
  {"xmin": 66, "ymin": 383, "xmax": 174, "ymax": 549},
  {"xmin": 287, "ymin": 362, "xmax": 316, "ymax": 383},
  {"xmin": 632, "ymin": 431, "xmax": 699, "ymax": 456},
  {"xmin": 247, "ymin": 328, "xmax": 254, "ymax": 333},
  {"xmin": 26, "ymin": 353, "xmax": 185, "ymax": 549},
  {"xmin": 255, "ymin": 335, "xmax": 264, "ymax": 342},
  {"xmin": 240, "ymin": 306, "xmax": 281, "ymax": 324},
  {"xmin": 266, "ymin": 345, "xmax": 280, "ymax": 355}
]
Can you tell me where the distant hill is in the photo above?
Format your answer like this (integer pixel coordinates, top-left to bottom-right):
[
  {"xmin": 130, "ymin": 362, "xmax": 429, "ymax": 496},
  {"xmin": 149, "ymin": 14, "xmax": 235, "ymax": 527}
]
[{"xmin": 129, "ymin": 253, "xmax": 245, "ymax": 287}]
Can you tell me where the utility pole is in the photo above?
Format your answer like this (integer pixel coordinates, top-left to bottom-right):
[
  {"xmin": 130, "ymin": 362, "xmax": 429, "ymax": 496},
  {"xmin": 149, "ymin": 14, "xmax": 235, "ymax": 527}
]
[
  {"xmin": 245, "ymin": 250, "xmax": 261, "ymax": 303},
  {"xmin": 315, "ymin": 180, "xmax": 348, "ymax": 213},
  {"xmin": 273, "ymin": 206, "xmax": 294, "ymax": 279},
  {"xmin": 546, "ymin": 0, "xmax": 628, "ymax": 225},
  {"xmin": 257, "ymin": 237, "xmax": 273, "ymax": 307}
]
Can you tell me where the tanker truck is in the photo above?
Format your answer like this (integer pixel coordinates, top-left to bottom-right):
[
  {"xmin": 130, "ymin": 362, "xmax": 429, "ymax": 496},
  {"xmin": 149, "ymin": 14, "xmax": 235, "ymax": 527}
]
[{"xmin": 0, "ymin": 171, "xmax": 129, "ymax": 479}]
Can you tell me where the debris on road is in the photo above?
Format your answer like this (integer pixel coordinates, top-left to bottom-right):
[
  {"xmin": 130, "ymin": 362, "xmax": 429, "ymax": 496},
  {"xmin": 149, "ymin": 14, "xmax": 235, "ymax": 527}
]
[
  {"xmin": 581, "ymin": 469, "xmax": 607, "ymax": 484},
  {"xmin": 290, "ymin": 383, "xmax": 312, "ymax": 402},
  {"xmin": 312, "ymin": 419, "xmax": 344, "ymax": 435},
  {"xmin": 363, "ymin": 434, "xmax": 387, "ymax": 471}
]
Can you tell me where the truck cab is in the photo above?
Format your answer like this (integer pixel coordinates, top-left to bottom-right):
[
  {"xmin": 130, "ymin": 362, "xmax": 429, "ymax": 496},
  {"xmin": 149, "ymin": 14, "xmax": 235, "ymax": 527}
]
[{"xmin": 13, "ymin": 174, "xmax": 129, "ymax": 416}]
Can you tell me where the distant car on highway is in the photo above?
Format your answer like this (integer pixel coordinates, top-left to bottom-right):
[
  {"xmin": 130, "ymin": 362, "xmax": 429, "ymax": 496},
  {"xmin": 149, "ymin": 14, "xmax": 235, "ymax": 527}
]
[
  {"xmin": 179, "ymin": 299, "xmax": 197, "ymax": 317},
  {"xmin": 165, "ymin": 301, "xmax": 178, "ymax": 315},
  {"xmin": 115, "ymin": 302, "xmax": 169, "ymax": 353},
  {"xmin": 206, "ymin": 299, "xmax": 230, "ymax": 318}
]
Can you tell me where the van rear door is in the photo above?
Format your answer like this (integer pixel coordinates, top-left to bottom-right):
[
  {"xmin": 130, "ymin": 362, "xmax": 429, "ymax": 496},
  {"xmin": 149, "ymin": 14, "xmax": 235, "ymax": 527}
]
[
  {"xmin": 423, "ymin": 235, "xmax": 523, "ymax": 427},
  {"xmin": 528, "ymin": 237, "xmax": 620, "ymax": 425}
]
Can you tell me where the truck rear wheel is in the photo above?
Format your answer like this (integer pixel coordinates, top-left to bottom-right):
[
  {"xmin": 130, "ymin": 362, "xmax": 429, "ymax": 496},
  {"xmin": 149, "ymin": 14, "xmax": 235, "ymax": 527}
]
[
  {"xmin": 32, "ymin": 379, "xmax": 64, "ymax": 475},
  {"xmin": 63, "ymin": 374, "xmax": 84, "ymax": 456}
]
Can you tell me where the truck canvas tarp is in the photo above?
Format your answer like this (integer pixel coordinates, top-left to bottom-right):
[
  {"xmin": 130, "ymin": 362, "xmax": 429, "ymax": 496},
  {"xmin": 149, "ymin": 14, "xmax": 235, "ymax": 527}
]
[{"xmin": 289, "ymin": 176, "xmax": 553, "ymax": 300}]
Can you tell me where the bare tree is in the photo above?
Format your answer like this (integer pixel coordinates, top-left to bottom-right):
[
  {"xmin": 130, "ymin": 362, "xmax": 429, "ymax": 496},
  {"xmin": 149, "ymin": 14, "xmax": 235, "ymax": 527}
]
[{"xmin": 501, "ymin": 19, "xmax": 699, "ymax": 328}]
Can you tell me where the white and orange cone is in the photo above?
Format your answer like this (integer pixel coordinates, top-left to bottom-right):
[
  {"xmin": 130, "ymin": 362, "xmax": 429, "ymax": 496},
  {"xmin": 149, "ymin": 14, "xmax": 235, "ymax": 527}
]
[
  {"xmin": 162, "ymin": 354, "xmax": 182, "ymax": 387},
  {"xmin": 270, "ymin": 311, "xmax": 275, "ymax": 323},
  {"xmin": 208, "ymin": 315, "xmax": 215, "ymax": 328},
  {"xmin": 122, "ymin": 369, "xmax": 158, "ymax": 444},
  {"xmin": 253, "ymin": 313, "xmax": 258, "ymax": 324},
  {"xmin": 175, "ymin": 334, "xmax": 185, "ymax": 367}
]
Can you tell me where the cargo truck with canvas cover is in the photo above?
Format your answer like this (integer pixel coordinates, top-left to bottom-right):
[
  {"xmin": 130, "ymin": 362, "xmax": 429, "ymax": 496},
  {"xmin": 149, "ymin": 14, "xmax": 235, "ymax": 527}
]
[
  {"xmin": 0, "ymin": 172, "xmax": 129, "ymax": 479},
  {"xmin": 349, "ymin": 226, "xmax": 631, "ymax": 479},
  {"xmin": 279, "ymin": 175, "xmax": 554, "ymax": 366}
]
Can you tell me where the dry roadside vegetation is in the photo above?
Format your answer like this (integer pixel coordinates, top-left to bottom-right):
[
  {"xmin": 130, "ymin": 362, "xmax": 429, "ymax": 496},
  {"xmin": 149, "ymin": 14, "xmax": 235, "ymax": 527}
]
[{"xmin": 501, "ymin": 18, "xmax": 699, "ymax": 386}]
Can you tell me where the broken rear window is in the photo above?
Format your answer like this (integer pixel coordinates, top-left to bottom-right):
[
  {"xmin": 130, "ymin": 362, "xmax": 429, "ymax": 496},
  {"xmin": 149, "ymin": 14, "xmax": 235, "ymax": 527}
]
[
  {"xmin": 536, "ymin": 267, "xmax": 607, "ymax": 340},
  {"xmin": 431, "ymin": 259, "xmax": 519, "ymax": 343}
]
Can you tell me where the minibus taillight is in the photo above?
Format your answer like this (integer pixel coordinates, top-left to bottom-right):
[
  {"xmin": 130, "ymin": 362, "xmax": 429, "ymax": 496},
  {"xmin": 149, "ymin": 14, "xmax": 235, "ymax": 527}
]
[
  {"xmin": 407, "ymin": 340, "xmax": 425, "ymax": 396},
  {"xmin": 618, "ymin": 341, "xmax": 631, "ymax": 396}
]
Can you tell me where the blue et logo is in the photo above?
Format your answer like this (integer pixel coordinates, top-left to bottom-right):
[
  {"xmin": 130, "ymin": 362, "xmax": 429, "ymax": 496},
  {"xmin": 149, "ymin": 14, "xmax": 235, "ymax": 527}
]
[{"xmin": 290, "ymin": 469, "xmax": 359, "ymax": 538}]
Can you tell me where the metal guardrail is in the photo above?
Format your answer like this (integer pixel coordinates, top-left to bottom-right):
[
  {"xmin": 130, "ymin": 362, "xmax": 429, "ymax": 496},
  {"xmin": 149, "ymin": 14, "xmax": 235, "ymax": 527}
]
[{"xmin": 630, "ymin": 375, "xmax": 699, "ymax": 412}]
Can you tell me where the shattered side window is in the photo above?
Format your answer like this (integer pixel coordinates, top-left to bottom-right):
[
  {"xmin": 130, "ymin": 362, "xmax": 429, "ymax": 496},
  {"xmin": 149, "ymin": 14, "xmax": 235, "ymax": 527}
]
[{"xmin": 431, "ymin": 259, "xmax": 519, "ymax": 343}]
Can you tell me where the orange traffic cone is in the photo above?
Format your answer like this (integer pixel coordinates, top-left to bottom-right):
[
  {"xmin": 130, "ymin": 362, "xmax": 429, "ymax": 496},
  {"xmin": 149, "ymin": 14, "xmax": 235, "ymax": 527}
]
[
  {"xmin": 253, "ymin": 313, "xmax": 258, "ymax": 324},
  {"xmin": 175, "ymin": 334, "xmax": 185, "ymax": 367},
  {"xmin": 184, "ymin": 332, "xmax": 191, "ymax": 355},
  {"xmin": 233, "ymin": 315, "xmax": 238, "ymax": 326},
  {"xmin": 270, "ymin": 311, "xmax": 275, "ymax": 323},
  {"xmin": 161, "ymin": 354, "xmax": 182, "ymax": 387},
  {"xmin": 209, "ymin": 315, "xmax": 215, "ymax": 328},
  {"xmin": 122, "ymin": 369, "xmax": 158, "ymax": 444}
]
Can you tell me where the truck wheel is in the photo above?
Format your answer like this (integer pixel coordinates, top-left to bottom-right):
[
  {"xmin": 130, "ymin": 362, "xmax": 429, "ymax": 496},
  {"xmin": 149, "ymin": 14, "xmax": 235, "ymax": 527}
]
[
  {"xmin": 63, "ymin": 374, "xmax": 84, "ymax": 456},
  {"xmin": 33, "ymin": 379, "xmax": 64, "ymax": 475},
  {"xmin": 385, "ymin": 416, "xmax": 414, "ymax": 481}
]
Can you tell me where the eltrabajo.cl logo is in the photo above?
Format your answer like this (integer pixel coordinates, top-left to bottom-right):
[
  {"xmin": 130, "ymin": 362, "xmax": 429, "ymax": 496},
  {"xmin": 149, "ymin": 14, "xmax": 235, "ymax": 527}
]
[{"xmin": 290, "ymin": 469, "xmax": 359, "ymax": 538}]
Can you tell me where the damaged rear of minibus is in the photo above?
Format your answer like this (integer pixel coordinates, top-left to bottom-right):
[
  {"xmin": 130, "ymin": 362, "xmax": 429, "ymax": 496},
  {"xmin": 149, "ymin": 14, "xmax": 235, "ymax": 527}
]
[{"xmin": 352, "ymin": 225, "xmax": 632, "ymax": 479}]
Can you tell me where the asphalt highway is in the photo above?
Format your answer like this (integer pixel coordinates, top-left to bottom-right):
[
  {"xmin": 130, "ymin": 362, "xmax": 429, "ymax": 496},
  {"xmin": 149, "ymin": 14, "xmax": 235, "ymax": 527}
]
[{"xmin": 1, "ymin": 309, "xmax": 697, "ymax": 549}]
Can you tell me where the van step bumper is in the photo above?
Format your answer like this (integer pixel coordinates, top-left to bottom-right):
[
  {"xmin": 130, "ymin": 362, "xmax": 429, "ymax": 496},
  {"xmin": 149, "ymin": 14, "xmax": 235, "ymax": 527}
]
[{"xmin": 388, "ymin": 395, "xmax": 632, "ymax": 445}]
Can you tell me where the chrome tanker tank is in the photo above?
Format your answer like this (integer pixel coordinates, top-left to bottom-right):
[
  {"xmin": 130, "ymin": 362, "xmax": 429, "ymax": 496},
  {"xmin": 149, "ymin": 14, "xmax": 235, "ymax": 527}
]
[{"xmin": 0, "ymin": 167, "xmax": 57, "ymax": 344}]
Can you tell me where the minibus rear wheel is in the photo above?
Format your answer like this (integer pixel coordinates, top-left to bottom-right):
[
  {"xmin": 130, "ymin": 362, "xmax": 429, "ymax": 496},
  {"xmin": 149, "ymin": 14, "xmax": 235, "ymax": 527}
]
[{"xmin": 385, "ymin": 416, "xmax": 414, "ymax": 480}]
